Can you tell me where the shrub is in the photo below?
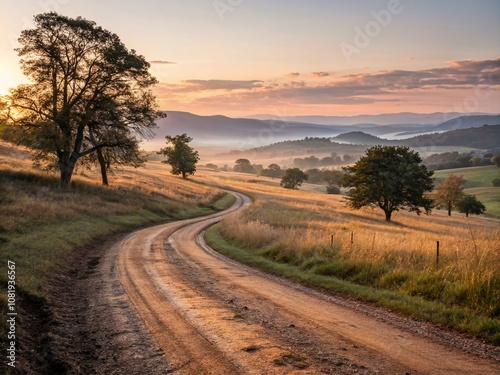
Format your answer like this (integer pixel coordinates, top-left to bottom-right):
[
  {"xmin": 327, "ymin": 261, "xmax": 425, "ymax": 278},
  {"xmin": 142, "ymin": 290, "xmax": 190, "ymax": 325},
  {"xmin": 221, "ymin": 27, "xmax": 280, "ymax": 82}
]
[{"xmin": 326, "ymin": 185, "xmax": 341, "ymax": 194}]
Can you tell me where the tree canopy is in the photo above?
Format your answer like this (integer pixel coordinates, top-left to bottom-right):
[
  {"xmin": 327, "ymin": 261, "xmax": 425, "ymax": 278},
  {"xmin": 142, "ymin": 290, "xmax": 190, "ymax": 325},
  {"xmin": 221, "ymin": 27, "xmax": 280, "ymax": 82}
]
[
  {"xmin": 158, "ymin": 134, "xmax": 199, "ymax": 179},
  {"xmin": 234, "ymin": 159, "xmax": 256, "ymax": 174},
  {"xmin": 343, "ymin": 146, "xmax": 434, "ymax": 222},
  {"xmin": 456, "ymin": 195, "xmax": 486, "ymax": 217},
  {"xmin": 434, "ymin": 174, "xmax": 466, "ymax": 216},
  {"xmin": 6, "ymin": 12, "xmax": 163, "ymax": 187},
  {"xmin": 280, "ymin": 168, "xmax": 308, "ymax": 189},
  {"xmin": 260, "ymin": 163, "xmax": 283, "ymax": 179}
]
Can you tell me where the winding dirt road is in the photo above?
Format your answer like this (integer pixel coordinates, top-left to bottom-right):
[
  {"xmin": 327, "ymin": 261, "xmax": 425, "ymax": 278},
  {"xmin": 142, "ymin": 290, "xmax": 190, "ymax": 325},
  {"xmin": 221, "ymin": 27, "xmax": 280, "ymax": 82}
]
[{"xmin": 110, "ymin": 190, "xmax": 499, "ymax": 374}]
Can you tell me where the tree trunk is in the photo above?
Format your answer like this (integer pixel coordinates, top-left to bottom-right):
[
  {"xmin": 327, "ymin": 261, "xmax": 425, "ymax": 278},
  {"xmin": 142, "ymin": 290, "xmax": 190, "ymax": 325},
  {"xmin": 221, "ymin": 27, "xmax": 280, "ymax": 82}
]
[
  {"xmin": 96, "ymin": 148, "xmax": 109, "ymax": 186},
  {"xmin": 182, "ymin": 171, "xmax": 187, "ymax": 179},
  {"xmin": 447, "ymin": 204, "xmax": 452, "ymax": 216},
  {"xmin": 385, "ymin": 211, "xmax": 392, "ymax": 222},
  {"xmin": 465, "ymin": 212, "xmax": 469, "ymax": 218},
  {"xmin": 59, "ymin": 152, "xmax": 77, "ymax": 188}
]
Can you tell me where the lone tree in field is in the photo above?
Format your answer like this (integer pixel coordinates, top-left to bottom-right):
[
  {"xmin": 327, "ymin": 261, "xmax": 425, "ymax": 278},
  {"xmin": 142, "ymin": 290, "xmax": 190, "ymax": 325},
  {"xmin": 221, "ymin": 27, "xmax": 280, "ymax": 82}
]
[
  {"xmin": 456, "ymin": 195, "xmax": 486, "ymax": 218},
  {"xmin": 343, "ymin": 146, "xmax": 434, "ymax": 222},
  {"xmin": 281, "ymin": 168, "xmax": 308, "ymax": 189},
  {"xmin": 434, "ymin": 174, "xmax": 466, "ymax": 216},
  {"xmin": 7, "ymin": 12, "xmax": 162, "ymax": 188},
  {"xmin": 158, "ymin": 134, "xmax": 199, "ymax": 179}
]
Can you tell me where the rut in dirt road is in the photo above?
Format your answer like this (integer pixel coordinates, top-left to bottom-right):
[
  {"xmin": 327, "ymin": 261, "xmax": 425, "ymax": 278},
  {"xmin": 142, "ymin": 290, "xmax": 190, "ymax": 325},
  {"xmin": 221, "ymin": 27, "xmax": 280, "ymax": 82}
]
[{"xmin": 115, "ymin": 190, "xmax": 499, "ymax": 374}]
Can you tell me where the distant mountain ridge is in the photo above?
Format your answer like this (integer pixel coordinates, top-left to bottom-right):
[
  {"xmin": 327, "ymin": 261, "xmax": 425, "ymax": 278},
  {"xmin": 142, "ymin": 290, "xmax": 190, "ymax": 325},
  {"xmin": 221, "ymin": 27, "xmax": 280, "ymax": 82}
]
[
  {"xmin": 143, "ymin": 111, "xmax": 500, "ymax": 151},
  {"xmin": 246, "ymin": 112, "xmax": 493, "ymax": 126},
  {"xmin": 332, "ymin": 125, "xmax": 500, "ymax": 149}
]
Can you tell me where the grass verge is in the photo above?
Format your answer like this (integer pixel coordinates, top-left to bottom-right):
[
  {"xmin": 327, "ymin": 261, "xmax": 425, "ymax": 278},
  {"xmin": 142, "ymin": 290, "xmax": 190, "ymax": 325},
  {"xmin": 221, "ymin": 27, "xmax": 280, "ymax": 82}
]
[
  {"xmin": 205, "ymin": 223, "xmax": 500, "ymax": 345},
  {"xmin": 0, "ymin": 152, "xmax": 234, "ymax": 365}
]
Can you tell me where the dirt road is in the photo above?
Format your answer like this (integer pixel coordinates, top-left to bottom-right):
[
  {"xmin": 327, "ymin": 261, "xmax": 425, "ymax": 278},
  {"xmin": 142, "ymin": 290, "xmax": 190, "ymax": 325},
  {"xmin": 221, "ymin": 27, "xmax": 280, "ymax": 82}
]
[{"xmin": 56, "ymin": 190, "xmax": 497, "ymax": 374}]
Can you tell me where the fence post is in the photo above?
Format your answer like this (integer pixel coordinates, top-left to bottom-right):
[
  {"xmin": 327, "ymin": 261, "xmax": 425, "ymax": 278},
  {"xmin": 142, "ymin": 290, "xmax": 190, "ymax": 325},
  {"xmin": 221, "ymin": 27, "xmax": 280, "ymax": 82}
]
[
  {"xmin": 436, "ymin": 241, "xmax": 440, "ymax": 267},
  {"xmin": 331, "ymin": 235, "xmax": 334, "ymax": 247},
  {"xmin": 351, "ymin": 231, "xmax": 354, "ymax": 245}
]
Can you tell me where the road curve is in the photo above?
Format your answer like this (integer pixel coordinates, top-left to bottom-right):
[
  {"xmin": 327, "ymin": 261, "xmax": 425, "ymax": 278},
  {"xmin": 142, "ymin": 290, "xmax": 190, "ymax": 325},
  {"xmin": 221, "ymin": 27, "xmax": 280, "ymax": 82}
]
[{"xmin": 116, "ymin": 190, "xmax": 499, "ymax": 374}]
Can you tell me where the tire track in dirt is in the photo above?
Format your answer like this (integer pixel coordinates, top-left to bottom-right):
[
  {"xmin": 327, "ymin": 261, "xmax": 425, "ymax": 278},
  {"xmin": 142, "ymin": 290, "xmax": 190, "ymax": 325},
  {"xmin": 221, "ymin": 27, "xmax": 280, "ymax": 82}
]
[{"xmin": 116, "ymin": 190, "xmax": 499, "ymax": 374}]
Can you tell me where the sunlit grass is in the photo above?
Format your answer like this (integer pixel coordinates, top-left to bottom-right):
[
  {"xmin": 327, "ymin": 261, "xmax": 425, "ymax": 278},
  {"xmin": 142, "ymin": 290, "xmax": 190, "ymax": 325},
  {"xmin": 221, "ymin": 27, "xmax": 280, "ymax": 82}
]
[
  {"xmin": 198, "ymin": 169, "xmax": 500, "ymax": 343},
  {"xmin": 0, "ymin": 141, "xmax": 231, "ymax": 323}
]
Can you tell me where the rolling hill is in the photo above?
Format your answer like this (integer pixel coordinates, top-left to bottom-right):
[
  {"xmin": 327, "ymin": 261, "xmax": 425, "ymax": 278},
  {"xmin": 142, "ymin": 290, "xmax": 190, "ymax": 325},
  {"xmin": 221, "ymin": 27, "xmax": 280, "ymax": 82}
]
[{"xmin": 143, "ymin": 111, "xmax": 499, "ymax": 152}]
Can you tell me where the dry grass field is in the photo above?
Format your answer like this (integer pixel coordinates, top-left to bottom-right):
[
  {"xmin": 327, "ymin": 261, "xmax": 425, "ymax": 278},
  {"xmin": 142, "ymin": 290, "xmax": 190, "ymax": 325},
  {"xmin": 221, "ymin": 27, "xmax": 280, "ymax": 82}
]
[
  {"xmin": 1, "ymin": 141, "xmax": 498, "ymax": 344},
  {"xmin": 197, "ymin": 169, "xmax": 500, "ymax": 343},
  {"xmin": 0, "ymin": 141, "xmax": 232, "ymax": 321}
]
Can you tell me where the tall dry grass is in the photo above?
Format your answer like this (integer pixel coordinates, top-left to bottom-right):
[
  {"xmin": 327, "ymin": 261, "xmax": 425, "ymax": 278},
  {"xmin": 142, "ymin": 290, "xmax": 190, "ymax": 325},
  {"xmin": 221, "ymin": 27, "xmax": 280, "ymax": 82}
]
[
  {"xmin": 197, "ymin": 170, "xmax": 500, "ymax": 318},
  {"xmin": 0, "ymin": 141, "xmax": 227, "ymax": 300}
]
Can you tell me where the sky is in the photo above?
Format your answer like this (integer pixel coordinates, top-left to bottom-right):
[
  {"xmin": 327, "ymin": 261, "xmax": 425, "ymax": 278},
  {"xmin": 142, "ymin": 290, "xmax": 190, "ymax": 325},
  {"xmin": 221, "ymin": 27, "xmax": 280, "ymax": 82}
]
[{"xmin": 1, "ymin": 0, "xmax": 499, "ymax": 117}]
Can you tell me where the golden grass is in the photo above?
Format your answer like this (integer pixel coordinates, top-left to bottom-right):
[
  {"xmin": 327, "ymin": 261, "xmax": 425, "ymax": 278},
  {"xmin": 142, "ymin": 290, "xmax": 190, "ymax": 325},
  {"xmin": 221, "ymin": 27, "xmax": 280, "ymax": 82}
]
[
  {"xmin": 195, "ymin": 169, "xmax": 500, "ymax": 319},
  {"xmin": 0, "ymin": 141, "xmax": 228, "ymax": 301}
]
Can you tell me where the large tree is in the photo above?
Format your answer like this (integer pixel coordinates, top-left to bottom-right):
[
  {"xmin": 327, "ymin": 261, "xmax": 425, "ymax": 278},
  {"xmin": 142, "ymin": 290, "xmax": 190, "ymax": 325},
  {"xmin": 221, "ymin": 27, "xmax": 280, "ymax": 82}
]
[
  {"xmin": 7, "ymin": 12, "xmax": 163, "ymax": 187},
  {"xmin": 434, "ymin": 174, "xmax": 466, "ymax": 216},
  {"xmin": 343, "ymin": 146, "xmax": 434, "ymax": 222},
  {"xmin": 158, "ymin": 134, "xmax": 199, "ymax": 179}
]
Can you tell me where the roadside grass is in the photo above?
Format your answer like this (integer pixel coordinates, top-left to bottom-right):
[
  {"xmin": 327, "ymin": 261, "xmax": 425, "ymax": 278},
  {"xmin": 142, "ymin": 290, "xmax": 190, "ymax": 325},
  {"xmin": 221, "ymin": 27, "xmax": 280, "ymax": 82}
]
[
  {"xmin": 0, "ymin": 141, "xmax": 233, "ymax": 344},
  {"xmin": 433, "ymin": 166, "xmax": 500, "ymax": 218},
  {"xmin": 198, "ymin": 170, "xmax": 500, "ymax": 344}
]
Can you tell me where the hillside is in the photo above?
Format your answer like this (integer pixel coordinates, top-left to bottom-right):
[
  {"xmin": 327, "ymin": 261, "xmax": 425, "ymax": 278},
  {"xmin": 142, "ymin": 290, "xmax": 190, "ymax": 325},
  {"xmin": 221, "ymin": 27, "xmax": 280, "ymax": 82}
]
[
  {"xmin": 332, "ymin": 131, "xmax": 388, "ymax": 145},
  {"xmin": 403, "ymin": 125, "xmax": 500, "ymax": 149},
  {"xmin": 433, "ymin": 165, "xmax": 500, "ymax": 218},
  {"xmin": 217, "ymin": 126, "xmax": 500, "ymax": 165},
  {"xmin": 435, "ymin": 115, "xmax": 500, "ymax": 131}
]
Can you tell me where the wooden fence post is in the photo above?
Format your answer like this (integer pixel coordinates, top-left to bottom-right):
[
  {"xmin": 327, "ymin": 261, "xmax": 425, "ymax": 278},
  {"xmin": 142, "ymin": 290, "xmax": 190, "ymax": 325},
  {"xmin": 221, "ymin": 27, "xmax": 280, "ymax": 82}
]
[{"xmin": 436, "ymin": 241, "xmax": 440, "ymax": 267}]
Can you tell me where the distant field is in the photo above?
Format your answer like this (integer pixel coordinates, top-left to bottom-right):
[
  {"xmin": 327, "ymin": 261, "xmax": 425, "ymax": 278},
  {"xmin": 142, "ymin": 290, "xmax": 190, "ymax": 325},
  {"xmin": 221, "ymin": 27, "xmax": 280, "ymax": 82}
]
[{"xmin": 433, "ymin": 165, "xmax": 500, "ymax": 217}]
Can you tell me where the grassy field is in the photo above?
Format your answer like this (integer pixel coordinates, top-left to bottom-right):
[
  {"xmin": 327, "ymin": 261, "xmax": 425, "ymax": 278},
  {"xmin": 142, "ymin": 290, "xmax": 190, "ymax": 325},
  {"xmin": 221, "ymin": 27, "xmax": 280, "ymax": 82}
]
[
  {"xmin": 433, "ymin": 165, "xmax": 500, "ymax": 217},
  {"xmin": 0, "ymin": 141, "xmax": 234, "ymax": 345},
  {"xmin": 197, "ymin": 170, "xmax": 500, "ymax": 344},
  {"xmin": 2, "ymin": 142, "xmax": 499, "ymax": 347}
]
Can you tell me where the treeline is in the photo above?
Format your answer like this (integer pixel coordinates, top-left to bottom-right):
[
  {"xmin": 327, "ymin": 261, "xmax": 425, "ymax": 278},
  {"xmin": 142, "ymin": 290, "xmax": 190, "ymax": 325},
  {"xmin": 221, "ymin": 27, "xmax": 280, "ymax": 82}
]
[
  {"xmin": 208, "ymin": 159, "xmax": 345, "ymax": 194},
  {"xmin": 423, "ymin": 150, "xmax": 498, "ymax": 170},
  {"xmin": 293, "ymin": 153, "xmax": 356, "ymax": 169}
]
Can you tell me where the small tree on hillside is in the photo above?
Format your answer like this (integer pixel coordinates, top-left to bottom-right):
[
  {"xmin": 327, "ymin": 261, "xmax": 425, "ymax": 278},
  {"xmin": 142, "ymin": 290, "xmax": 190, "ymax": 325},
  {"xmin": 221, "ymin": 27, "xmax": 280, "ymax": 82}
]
[
  {"xmin": 343, "ymin": 146, "xmax": 434, "ymax": 222},
  {"xmin": 158, "ymin": 134, "xmax": 199, "ymax": 179},
  {"xmin": 434, "ymin": 174, "xmax": 466, "ymax": 216},
  {"xmin": 491, "ymin": 155, "xmax": 500, "ymax": 167},
  {"xmin": 281, "ymin": 168, "xmax": 308, "ymax": 189},
  {"xmin": 456, "ymin": 195, "xmax": 486, "ymax": 217}
]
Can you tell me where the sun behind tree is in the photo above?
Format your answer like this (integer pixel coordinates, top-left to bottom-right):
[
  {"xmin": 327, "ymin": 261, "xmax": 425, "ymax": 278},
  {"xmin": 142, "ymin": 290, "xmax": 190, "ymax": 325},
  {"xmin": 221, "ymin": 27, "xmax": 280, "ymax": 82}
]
[
  {"xmin": 343, "ymin": 145, "xmax": 434, "ymax": 222},
  {"xmin": 158, "ymin": 134, "xmax": 200, "ymax": 179}
]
